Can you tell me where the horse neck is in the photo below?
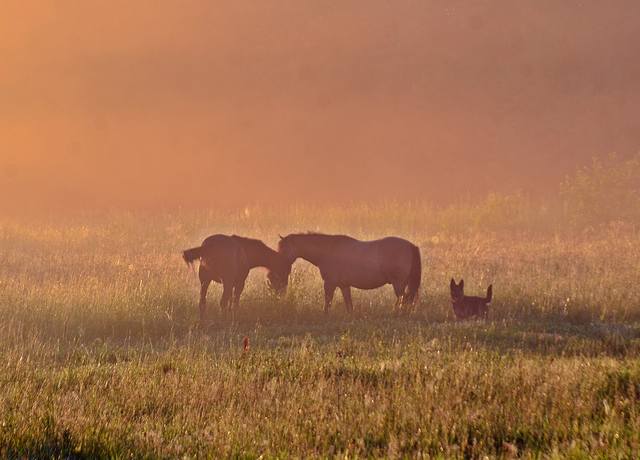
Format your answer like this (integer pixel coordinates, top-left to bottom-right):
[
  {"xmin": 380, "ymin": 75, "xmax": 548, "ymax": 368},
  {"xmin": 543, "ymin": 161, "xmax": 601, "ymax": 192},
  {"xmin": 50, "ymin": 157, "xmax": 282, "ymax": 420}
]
[
  {"xmin": 294, "ymin": 237, "xmax": 327, "ymax": 266},
  {"xmin": 244, "ymin": 242, "xmax": 281, "ymax": 270}
]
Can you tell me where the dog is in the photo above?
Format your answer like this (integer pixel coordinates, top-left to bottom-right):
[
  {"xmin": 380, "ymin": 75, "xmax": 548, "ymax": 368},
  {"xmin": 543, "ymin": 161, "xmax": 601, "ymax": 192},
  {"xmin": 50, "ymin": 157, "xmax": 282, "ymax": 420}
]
[{"xmin": 450, "ymin": 278, "xmax": 492, "ymax": 320}]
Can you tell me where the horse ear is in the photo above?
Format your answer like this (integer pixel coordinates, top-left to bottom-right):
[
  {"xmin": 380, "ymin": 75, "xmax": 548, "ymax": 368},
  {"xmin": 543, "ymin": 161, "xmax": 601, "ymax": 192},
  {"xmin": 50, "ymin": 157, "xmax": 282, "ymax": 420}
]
[
  {"xmin": 450, "ymin": 278, "xmax": 456, "ymax": 289},
  {"xmin": 279, "ymin": 234, "xmax": 284, "ymax": 240},
  {"xmin": 459, "ymin": 279, "xmax": 464, "ymax": 290}
]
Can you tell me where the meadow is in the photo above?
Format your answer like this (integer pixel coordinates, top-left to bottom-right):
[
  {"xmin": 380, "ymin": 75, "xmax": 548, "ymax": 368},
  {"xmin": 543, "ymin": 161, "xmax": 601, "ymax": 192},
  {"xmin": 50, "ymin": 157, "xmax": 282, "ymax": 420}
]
[{"xmin": 1, "ymin": 199, "xmax": 640, "ymax": 458}]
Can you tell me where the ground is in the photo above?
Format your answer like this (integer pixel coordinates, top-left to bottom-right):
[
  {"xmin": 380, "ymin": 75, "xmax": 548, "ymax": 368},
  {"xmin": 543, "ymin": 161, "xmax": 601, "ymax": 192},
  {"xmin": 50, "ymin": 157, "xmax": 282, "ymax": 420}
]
[{"xmin": 1, "ymin": 206, "xmax": 639, "ymax": 458}]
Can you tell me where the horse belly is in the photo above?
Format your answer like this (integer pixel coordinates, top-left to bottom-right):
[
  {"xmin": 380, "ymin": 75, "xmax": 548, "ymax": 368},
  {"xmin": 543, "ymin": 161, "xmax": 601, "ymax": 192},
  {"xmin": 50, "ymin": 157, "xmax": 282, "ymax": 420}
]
[
  {"xmin": 350, "ymin": 279, "xmax": 388, "ymax": 290},
  {"xmin": 346, "ymin": 261, "xmax": 407, "ymax": 290},
  {"xmin": 338, "ymin": 267, "xmax": 388, "ymax": 290}
]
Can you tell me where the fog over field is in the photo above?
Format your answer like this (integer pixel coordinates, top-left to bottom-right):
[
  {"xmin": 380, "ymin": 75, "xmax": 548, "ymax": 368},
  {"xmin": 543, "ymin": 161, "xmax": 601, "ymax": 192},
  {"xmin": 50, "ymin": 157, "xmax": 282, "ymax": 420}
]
[{"xmin": 2, "ymin": 1, "xmax": 640, "ymax": 210}]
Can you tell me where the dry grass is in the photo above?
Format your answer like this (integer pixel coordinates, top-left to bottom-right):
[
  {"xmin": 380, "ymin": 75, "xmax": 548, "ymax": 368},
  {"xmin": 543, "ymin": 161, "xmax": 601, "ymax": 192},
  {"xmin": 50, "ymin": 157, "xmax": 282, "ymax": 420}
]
[{"xmin": 1, "ymin": 206, "xmax": 639, "ymax": 458}]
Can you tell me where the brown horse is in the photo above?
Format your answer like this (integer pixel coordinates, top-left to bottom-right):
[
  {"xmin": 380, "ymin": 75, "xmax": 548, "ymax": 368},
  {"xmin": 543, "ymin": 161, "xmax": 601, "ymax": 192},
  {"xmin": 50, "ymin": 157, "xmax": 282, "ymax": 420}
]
[
  {"xmin": 273, "ymin": 233, "xmax": 421, "ymax": 313},
  {"xmin": 183, "ymin": 235, "xmax": 290, "ymax": 322}
]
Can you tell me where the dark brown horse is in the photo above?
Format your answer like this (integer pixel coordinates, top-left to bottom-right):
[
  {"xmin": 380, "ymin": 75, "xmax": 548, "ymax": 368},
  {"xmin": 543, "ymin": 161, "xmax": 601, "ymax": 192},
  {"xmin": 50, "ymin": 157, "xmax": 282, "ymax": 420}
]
[
  {"xmin": 183, "ymin": 235, "xmax": 290, "ymax": 322},
  {"xmin": 273, "ymin": 233, "xmax": 421, "ymax": 313}
]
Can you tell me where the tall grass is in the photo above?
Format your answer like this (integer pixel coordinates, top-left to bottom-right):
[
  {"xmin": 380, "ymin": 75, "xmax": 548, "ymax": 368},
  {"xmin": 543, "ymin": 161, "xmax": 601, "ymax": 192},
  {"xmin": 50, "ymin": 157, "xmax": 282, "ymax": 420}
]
[{"xmin": 1, "ymin": 179, "xmax": 640, "ymax": 457}]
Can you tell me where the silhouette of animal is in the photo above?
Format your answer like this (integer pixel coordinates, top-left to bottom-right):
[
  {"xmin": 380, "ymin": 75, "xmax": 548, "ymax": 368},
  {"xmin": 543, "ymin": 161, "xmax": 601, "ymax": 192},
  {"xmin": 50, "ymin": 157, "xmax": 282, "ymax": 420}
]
[
  {"xmin": 273, "ymin": 233, "xmax": 421, "ymax": 313},
  {"xmin": 450, "ymin": 278, "xmax": 492, "ymax": 320},
  {"xmin": 183, "ymin": 235, "xmax": 290, "ymax": 322}
]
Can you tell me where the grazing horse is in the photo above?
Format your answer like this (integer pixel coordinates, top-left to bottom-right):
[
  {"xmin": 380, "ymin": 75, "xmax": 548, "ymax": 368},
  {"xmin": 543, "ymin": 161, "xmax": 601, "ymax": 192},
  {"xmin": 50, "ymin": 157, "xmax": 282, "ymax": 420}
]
[
  {"xmin": 183, "ymin": 235, "xmax": 290, "ymax": 322},
  {"xmin": 273, "ymin": 233, "xmax": 421, "ymax": 313}
]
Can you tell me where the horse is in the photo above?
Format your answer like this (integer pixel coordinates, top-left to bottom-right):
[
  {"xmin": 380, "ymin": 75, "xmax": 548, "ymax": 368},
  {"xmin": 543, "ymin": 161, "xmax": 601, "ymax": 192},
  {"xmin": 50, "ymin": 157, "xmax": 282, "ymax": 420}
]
[
  {"xmin": 273, "ymin": 233, "xmax": 421, "ymax": 313},
  {"xmin": 183, "ymin": 235, "xmax": 290, "ymax": 322}
]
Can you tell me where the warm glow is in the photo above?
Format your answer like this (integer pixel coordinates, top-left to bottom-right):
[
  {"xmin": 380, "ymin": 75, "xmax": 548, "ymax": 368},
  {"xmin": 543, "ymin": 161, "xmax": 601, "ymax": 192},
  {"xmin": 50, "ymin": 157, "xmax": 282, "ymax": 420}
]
[{"xmin": 2, "ymin": 1, "xmax": 639, "ymax": 211}]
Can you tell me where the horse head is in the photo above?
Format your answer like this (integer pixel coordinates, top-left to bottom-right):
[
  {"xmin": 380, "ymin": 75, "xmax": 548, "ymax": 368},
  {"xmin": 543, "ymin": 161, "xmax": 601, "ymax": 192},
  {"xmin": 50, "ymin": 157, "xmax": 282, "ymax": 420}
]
[
  {"xmin": 276, "ymin": 234, "xmax": 298, "ymax": 265},
  {"xmin": 266, "ymin": 261, "xmax": 290, "ymax": 294}
]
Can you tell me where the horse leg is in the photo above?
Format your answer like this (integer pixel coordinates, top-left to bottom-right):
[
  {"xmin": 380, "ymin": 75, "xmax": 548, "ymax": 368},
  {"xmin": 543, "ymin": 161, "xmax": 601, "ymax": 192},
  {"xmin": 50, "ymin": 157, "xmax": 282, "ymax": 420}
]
[
  {"xmin": 198, "ymin": 266, "xmax": 212, "ymax": 323},
  {"xmin": 220, "ymin": 282, "xmax": 232, "ymax": 311},
  {"xmin": 199, "ymin": 280, "xmax": 212, "ymax": 323},
  {"xmin": 323, "ymin": 281, "xmax": 336, "ymax": 314},
  {"xmin": 392, "ymin": 282, "xmax": 406, "ymax": 313},
  {"xmin": 400, "ymin": 282, "xmax": 413, "ymax": 311},
  {"xmin": 233, "ymin": 276, "xmax": 247, "ymax": 309},
  {"xmin": 340, "ymin": 286, "xmax": 353, "ymax": 313}
]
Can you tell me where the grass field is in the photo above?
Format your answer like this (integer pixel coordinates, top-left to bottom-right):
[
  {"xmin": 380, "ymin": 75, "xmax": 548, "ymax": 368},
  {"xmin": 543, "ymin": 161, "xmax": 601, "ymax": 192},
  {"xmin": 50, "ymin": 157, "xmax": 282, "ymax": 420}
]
[{"xmin": 1, "ymin": 205, "xmax": 640, "ymax": 458}]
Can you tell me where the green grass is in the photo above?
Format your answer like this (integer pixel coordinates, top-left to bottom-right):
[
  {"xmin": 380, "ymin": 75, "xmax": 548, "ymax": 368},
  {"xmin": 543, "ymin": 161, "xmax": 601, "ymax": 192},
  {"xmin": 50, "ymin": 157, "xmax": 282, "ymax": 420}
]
[{"xmin": 1, "ymin": 207, "xmax": 639, "ymax": 458}]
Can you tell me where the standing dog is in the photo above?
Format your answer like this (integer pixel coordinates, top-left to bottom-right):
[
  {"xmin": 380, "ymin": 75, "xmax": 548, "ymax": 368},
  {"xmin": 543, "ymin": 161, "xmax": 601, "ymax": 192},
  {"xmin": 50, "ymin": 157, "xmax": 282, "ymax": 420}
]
[{"xmin": 450, "ymin": 279, "xmax": 492, "ymax": 320}]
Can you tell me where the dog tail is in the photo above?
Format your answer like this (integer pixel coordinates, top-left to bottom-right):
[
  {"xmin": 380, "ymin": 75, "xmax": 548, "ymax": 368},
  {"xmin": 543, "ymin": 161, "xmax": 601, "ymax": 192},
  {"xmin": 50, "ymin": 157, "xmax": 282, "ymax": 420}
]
[
  {"xmin": 404, "ymin": 244, "xmax": 422, "ymax": 304},
  {"xmin": 182, "ymin": 246, "xmax": 203, "ymax": 266},
  {"xmin": 486, "ymin": 284, "xmax": 493, "ymax": 303}
]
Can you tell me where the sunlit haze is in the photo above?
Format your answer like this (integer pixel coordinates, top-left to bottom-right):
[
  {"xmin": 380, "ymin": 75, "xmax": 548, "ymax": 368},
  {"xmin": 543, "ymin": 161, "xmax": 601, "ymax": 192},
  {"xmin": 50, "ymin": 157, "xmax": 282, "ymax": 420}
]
[{"xmin": 2, "ymin": 1, "xmax": 639, "ymax": 211}]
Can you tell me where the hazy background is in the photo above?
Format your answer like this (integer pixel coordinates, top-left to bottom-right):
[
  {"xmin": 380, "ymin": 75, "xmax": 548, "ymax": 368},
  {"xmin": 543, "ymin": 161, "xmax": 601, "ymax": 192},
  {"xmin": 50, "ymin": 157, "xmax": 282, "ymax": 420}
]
[{"xmin": 2, "ymin": 0, "xmax": 639, "ymax": 212}]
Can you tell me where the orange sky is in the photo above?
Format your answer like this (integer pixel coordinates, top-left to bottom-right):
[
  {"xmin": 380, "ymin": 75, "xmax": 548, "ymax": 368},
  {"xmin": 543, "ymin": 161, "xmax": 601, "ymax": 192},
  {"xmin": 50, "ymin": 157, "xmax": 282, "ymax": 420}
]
[{"xmin": 2, "ymin": 1, "xmax": 639, "ymax": 211}]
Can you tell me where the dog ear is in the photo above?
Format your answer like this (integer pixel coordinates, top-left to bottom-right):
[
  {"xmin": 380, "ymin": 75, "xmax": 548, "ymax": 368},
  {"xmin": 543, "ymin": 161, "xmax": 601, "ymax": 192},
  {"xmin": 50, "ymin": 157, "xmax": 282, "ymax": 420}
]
[{"xmin": 450, "ymin": 278, "xmax": 456, "ymax": 290}]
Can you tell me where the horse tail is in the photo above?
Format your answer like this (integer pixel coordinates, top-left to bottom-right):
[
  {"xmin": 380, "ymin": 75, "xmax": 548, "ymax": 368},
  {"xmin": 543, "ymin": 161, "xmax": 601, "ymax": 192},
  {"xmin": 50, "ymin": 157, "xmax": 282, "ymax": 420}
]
[
  {"xmin": 405, "ymin": 244, "xmax": 422, "ymax": 304},
  {"xmin": 182, "ymin": 246, "xmax": 203, "ymax": 266}
]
